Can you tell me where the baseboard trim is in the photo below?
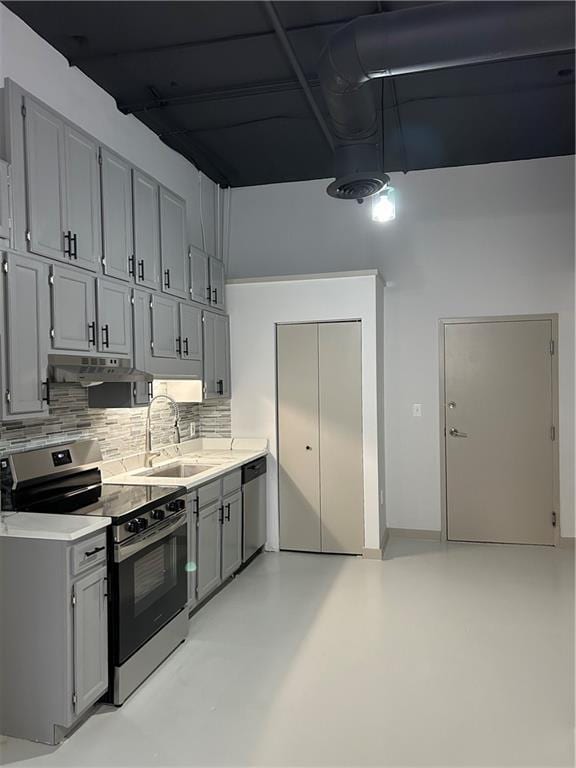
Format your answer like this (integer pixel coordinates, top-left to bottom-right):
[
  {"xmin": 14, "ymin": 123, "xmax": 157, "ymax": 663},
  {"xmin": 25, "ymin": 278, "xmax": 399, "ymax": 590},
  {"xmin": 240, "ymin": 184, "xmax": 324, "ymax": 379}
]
[
  {"xmin": 560, "ymin": 537, "xmax": 575, "ymax": 549},
  {"xmin": 388, "ymin": 528, "xmax": 442, "ymax": 541},
  {"xmin": 362, "ymin": 547, "xmax": 383, "ymax": 560}
]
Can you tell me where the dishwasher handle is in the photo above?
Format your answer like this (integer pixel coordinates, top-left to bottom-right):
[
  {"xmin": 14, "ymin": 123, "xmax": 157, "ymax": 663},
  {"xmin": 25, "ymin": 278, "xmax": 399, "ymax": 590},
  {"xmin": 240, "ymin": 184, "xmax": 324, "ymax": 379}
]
[{"xmin": 242, "ymin": 456, "xmax": 267, "ymax": 484}]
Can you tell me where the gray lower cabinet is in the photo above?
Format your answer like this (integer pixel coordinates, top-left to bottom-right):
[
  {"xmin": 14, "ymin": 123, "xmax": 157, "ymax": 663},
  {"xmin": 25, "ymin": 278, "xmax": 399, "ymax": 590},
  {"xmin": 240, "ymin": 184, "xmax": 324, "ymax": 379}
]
[
  {"xmin": 96, "ymin": 277, "xmax": 131, "ymax": 355},
  {"xmin": 23, "ymin": 95, "xmax": 67, "ymax": 261},
  {"xmin": 196, "ymin": 500, "xmax": 222, "ymax": 601},
  {"xmin": 50, "ymin": 264, "xmax": 96, "ymax": 352},
  {"xmin": 209, "ymin": 258, "xmax": 225, "ymax": 310},
  {"xmin": 0, "ymin": 159, "xmax": 10, "ymax": 243},
  {"xmin": 0, "ymin": 530, "xmax": 108, "ymax": 745},
  {"xmin": 203, "ymin": 310, "xmax": 231, "ymax": 399},
  {"xmin": 100, "ymin": 148, "xmax": 134, "ymax": 281},
  {"xmin": 160, "ymin": 186, "xmax": 188, "ymax": 299},
  {"xmin": 221, "ymin": 489, "xmax": 243, "ymax": 580},
  {"xmin": 133, "ymin": 168, "xmax": 161, "ymax": 291},
  {"xmin": 189, "ymin": 245, "xmax": 209, "ymax": 305},
  {"xmin": 0, "ymin": 251, "xmax": 50, "ymax": 419},
  {"xmin": 63, "ymin": 125, "xmax": 101, "ymax": 271}
]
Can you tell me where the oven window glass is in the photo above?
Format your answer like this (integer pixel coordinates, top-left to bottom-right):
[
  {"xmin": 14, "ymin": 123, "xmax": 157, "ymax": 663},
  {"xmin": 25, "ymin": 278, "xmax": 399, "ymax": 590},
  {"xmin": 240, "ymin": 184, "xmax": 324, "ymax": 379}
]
[{"xmin": 133, "ymin": 538, "xmax": 177, "ymax": 616}]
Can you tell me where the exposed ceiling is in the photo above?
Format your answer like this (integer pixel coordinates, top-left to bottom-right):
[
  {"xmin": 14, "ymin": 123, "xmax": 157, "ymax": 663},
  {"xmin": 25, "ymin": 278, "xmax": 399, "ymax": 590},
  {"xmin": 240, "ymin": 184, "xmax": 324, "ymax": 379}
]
[{"xmin": 5, "ymin": 1, "xmax": 575, "ymax": 188}]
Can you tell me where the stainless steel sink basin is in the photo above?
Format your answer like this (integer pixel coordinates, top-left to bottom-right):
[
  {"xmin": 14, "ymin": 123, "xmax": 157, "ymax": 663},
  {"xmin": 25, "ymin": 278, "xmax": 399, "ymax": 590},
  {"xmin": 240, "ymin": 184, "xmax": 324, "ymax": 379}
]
[{"xmin": 143, "ymin": 463, "xmax": 215, "ymax": 479}]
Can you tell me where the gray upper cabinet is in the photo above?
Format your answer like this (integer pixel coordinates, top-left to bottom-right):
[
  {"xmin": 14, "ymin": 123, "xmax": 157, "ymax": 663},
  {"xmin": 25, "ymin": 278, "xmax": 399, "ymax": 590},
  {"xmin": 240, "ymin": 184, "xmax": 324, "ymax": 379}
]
[
  {"xmin": 221, "ymin": 489, "xmax": 243, "ymax": 581},
  {"xmin": 159, "ymin": 186, "xmax": 188, "ymax": 300},
  {"xmin": 189, "ymin": 245, "xmax": 209, "ymax": 305},
  {"xmin": 72, "ymin": 566, "xmax": 108, "ymax": 716},
  {"xmin": 0, "ymin": 160, "xmax": 10, "ymax": 243},
  {"xmin": 50, "ymin": 264, "xmax": 96, "ymax": 353},
  {"xmin": 180, "ymin": 304, "xmax": 203, "ymax": 363},
  {"xmin": 1, "ymin": 252, "xmax": 50, "ymax": 418},
  {"xmin": 133, "ymin": 169, "xmax": 161, "ymax": 291},
  {"xmin": 209, "ymin": 258, "xmax": 225, "ymax": 310},
  {"xmin": 63, "ymin": 125, "xmax": 101, "ymax": 272},
  {"xmin": 151, "ymin": 293, "xmax": 179, "ymax": 359},
  {"xmin": 23, "ymin": 96, "xmax": 67, "ymax": 261},
  {"xmin": 100, "ymin": 148, "xmax": 133, "ymax": 282},
  {"xmin": 96, "ymin": 278, "xmax": 131, "ymax": 356},
  {"xmin": 132, "ymin": 289, "xmax": 153, "ymax": 405},
  {"xmin": 197, "ymin": 500, "xmax": 222, "ymax": 601},
  {"xmin": 203, "ymin": 311, "xmax": 230, "ymax": 399}
]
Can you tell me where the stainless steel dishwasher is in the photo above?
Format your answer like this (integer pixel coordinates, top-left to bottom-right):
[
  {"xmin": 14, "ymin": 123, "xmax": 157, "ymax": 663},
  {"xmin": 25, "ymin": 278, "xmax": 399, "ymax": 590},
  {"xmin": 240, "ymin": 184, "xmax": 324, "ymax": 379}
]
[{"xmin": 242, "ymin": 457, "xmax": 267, "ymax": 562}]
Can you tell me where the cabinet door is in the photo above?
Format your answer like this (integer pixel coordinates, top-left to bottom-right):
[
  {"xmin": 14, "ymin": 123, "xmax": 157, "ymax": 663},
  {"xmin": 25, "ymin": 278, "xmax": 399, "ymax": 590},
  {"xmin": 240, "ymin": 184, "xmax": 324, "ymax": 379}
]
[
  {"xmin": 189, "ymin": 245, "xmax": 209, "ymax": 305},
  {"xmin": 209, "ymin": 258, "xmax": 225, "ymax": 310},
  {"xmin": 50, "ymin": 264, "xmax": 96, "ymax": 352},
  {"xmin": 151, "ymin": 294, "xmax": 179, "ymax": 359},
  {"xmin": 202, "ymin": 310, "xmax": 217, "ymax": 399},
  {"xmin": 188, "ymin": 501, "xmax": 198, "ymax": 608},
  {"xmin": 197, "ymin": 501, "xmax": 222, "ymax": 601},
  {"xmin": 23, "ymin": 96, "xmax": 67, "ymax": 261},
  {"xmin": 133, "ymin": 169, "xmax": 161, "ymax": 291},
  {"xmin": 132, "ymin": 289, "xmax": 152, "ymax": 405},
  {"xmin": 101, "ymin": 149, "xmax": 134, "ymax": 282},
  {"xmin": 214, "ymin": 313, "xmax": 231, "ymax": 397},
  {"xmin": 63, "ymin": 126, "xmax": 101, "ymax": 271},
  {"xmin": 72, "ymin": 566, "xmax": 108, "ymax": 716},
  {"xmin": 221, "ymin": 490, "xmax": 242, "ymax": 580},
  {"xmin": 96, "ymin": 278, "xmax": 131, "ymax": 355},
  {"xmin": 3, "ymin": 252, "xmax": 50, "ymax": 416},
  {"xmin": 159, "ymin": 186, "xmax": 188, "ymax": 299},
  {"xmin": 0, "ymin": 160, "xmax": 10, "ymax": 243},
  {"xmin": 180, "ymin": 304, "xmax": 202, "ymax": 363}
]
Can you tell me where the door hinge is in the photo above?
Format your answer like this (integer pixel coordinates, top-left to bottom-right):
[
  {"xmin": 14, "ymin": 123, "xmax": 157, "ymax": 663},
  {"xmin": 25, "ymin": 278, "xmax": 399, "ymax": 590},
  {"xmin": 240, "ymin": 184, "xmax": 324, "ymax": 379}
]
[
  {"xmin": 130, "ymin": 296, "xmax": 135, "ymax": 306},
  {"xmin": 150, "ymin": 341, "xmax": 154, "ymax": 351},
  {"xmin": 551, "ymin": 425, "xmax": 556, "ymax": 441},
  {"xmin": 2, "ymin": 260, "xmax": 8, "ymax": 274},
  {"xmin": 550, "ymin": 339, "xmax": 555, "ymax": 356},
  {"xmin": 48, "ymin": 273, "xmax": 54, "ymax": 286},
  {"xmin": 72, "ymin": 693, "xmax": 77, "ymax": 708},
  {"xmin": 188, "ymin": 248, "xmax": 192, "ymax": 259},
  {"xmin": 21, "ymin": 104, "xmax": 26, "ymax": 118},
  {"xmin": 552, "ymin": 511, "xmax": 557, "ymax": 528},
  {"xmin": 50, "ymin": 328, "xmax": 55, "ymax": 340},
  {"xmin": 71, "ymin": 589, "xmax": 76, "ymax": 606},
  {"xmin": 5, "ymin": 390, "xmax": 11, "ymax": 403},
  {"xmin": 25, "ymin": 230, "xmax": 31, "ymax": 243},
  {"xmin": 97, "ymin": 149, "xmax": 102, "ymax": 166}
]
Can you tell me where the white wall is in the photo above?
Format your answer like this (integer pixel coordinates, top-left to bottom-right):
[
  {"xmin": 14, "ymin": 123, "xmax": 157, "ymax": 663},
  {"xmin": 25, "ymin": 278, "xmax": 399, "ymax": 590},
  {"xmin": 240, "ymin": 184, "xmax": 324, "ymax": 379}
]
[
  {"xmin": 227, "ymin": 274, "xmax": 385, "ymax": 552},
  {"xmin": 229, "ymin": 156, "xmax": 575, "ymax": 537},
  {"xmin": 0, "ymin": 3, "xmax": 218, "ymax": 256}
]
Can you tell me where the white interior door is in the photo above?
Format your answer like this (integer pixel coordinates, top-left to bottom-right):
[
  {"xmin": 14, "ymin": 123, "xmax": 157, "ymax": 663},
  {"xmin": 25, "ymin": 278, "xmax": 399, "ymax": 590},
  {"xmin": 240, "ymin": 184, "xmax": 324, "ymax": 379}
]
[
  {"xmin": 277, "ymin": 323, "xmax": 321, "ymax": 552},
  {"xmin": 444, "ymin": 319, "xmax": 556, "ymax": 545}
]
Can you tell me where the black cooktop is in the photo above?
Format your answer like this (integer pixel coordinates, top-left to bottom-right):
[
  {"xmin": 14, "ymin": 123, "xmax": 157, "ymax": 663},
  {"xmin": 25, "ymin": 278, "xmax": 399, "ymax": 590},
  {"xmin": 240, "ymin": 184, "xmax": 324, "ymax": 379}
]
[{"xmin": 1, "ymin": 467, "xmax": 185, "ymax": 525}]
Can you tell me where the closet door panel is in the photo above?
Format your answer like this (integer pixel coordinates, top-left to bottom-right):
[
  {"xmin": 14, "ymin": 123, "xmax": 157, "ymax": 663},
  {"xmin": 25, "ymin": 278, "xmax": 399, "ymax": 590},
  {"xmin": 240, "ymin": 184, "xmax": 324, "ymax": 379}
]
[
  {"xmin": 277, "ymin": 323, "xmax": 321, "ymax": 552},
  {"xmin": 318, "ymin": 322, "xmax": 364, "ymax": 554}
]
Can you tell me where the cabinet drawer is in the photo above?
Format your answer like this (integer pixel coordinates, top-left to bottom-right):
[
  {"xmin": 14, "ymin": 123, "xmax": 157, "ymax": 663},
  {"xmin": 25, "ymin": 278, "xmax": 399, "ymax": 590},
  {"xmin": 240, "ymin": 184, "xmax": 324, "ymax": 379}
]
[
  {"xmin": 71, "ymin": 533, "xmax": 107, "ymax": 576},
  {"xmin": 222, "ymin": 470, "xmax": 241, "ymax": 497},
  {"xmin": 197, "ymin": 480, "xmax": 221, "ymax": 509}
]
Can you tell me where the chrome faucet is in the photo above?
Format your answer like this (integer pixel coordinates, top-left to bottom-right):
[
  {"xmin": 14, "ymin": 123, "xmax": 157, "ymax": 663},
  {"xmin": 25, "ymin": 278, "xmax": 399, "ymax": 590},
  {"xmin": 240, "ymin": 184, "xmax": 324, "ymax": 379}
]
[{"xmin": 145, "ymin": 394, "xmax": 181, "ymax": 466}]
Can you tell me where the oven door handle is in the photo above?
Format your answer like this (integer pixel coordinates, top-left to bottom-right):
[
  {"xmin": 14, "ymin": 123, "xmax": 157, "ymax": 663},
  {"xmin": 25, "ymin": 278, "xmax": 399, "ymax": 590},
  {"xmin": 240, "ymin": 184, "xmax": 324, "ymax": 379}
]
[{"xmin": 114, "ymin": 511, "xmax": 187, "ymax": 563}]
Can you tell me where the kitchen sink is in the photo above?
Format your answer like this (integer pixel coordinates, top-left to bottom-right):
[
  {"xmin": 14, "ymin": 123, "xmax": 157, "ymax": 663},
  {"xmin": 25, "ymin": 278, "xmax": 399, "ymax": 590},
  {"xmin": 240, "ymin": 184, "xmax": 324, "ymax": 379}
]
[{"xmin": 141, "ymin": 463, "xmax": 215, "ymax": 479}]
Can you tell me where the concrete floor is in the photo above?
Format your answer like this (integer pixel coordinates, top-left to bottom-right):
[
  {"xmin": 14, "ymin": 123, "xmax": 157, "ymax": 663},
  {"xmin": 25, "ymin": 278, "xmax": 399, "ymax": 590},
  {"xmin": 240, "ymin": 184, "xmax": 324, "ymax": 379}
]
[{"xmin": 1, "ymin": 538, "xmax": 574, "ymax": 767}]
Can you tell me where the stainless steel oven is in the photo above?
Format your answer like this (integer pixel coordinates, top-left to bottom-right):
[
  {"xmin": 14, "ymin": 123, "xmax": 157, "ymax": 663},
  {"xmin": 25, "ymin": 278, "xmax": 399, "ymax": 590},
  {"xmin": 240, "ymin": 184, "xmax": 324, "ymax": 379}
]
[{"xmin": 111, "ymin": 509, "xmax": 188, "ymax": 666}]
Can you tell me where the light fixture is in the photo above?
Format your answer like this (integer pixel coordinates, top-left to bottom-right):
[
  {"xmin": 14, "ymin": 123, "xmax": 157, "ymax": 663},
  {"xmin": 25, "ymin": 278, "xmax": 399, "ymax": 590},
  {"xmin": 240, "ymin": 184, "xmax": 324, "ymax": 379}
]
[{"xmin": 371, "ymin": 186, "xmax": 396, "ymax": 223}]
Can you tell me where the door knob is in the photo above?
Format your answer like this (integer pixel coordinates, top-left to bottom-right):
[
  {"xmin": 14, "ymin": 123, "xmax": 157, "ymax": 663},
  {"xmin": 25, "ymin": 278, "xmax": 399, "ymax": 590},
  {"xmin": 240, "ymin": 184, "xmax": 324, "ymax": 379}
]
[{"xmin": 449, "ymin": 427, "xmax": 468, "ymax": 438}]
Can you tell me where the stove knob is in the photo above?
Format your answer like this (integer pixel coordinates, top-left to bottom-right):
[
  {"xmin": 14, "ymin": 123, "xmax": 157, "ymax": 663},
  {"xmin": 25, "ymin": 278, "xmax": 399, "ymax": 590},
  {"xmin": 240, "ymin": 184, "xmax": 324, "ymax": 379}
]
[
  {"xmin": 167, "ymin": 499, "xmax": 184, "ymax": 513},
  {"xmin": 126, "ymin": 517, "xmax": 147, "ymax": 534},
  {"xmin": 151, "ymin": 508, "xmax": 165, "ymax": 521}
]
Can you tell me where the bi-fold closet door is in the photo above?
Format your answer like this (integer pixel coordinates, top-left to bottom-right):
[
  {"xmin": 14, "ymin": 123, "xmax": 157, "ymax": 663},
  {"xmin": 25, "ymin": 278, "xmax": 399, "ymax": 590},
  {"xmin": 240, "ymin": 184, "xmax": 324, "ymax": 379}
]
[{"xmin": 277, "ymin": 321, "xmax": 364, "ymax": 555}]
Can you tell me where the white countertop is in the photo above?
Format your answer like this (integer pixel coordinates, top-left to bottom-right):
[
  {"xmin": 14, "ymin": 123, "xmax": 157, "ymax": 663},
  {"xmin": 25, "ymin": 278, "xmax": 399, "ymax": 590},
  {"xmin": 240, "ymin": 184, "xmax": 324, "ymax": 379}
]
[
  {"xmin": 0, "ymin": 512, "xmax": 111, "ymax": 541},
  {"xmin": 103, "ymin": 438, "xmax": 268, "ymax": 491}
]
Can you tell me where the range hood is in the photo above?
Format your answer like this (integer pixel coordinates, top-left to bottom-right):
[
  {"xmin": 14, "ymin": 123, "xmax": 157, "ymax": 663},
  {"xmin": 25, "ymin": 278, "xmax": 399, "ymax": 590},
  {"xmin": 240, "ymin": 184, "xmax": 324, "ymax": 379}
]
[{"xmin": 48, "ymin": 355, "xmax": 153, "ymax": 385}]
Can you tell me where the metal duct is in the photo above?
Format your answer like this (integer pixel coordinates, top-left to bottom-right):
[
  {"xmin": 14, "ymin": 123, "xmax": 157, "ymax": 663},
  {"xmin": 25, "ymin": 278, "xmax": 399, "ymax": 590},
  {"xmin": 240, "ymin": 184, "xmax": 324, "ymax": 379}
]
[{"xmin": 318, "ymin": 1, "xmax": 575, "ymax": 200}]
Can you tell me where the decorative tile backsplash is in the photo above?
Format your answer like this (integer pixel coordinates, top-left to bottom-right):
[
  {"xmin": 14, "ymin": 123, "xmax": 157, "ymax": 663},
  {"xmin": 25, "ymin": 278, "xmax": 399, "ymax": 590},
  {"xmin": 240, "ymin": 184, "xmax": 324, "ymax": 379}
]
[{"xmin": 0, "ymin": 383, "xmax": 231, "ymax": 460}]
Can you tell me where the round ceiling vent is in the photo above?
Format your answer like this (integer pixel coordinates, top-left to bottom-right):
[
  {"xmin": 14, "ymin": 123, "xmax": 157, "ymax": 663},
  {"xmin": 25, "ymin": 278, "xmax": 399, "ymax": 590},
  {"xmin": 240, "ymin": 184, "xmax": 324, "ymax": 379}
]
[{"xmin": 327, "ymin": 172, "xmax": 390, "ymax": 201}]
